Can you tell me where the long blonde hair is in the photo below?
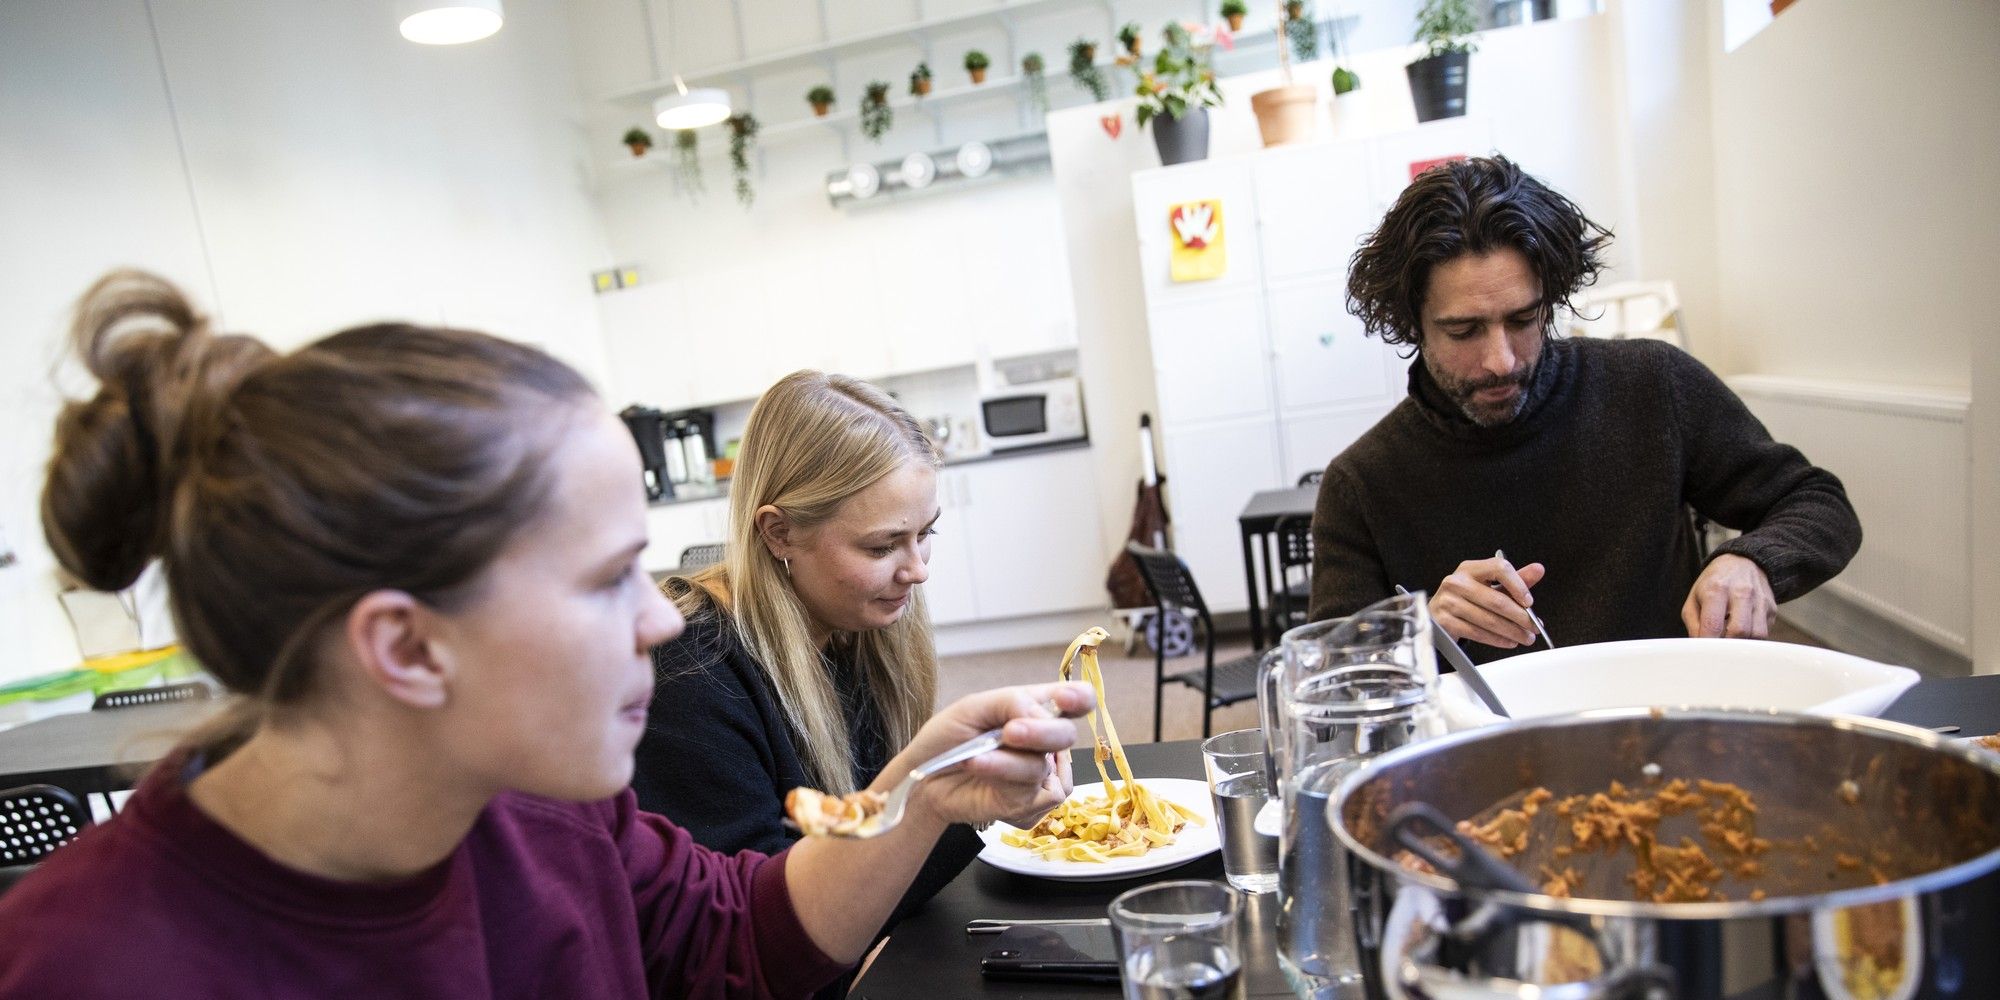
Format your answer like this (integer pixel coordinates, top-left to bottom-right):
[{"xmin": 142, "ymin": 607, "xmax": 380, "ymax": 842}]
[{"xmin": 675, "ymin": 371, "xmax": 941, "ymax": 794}]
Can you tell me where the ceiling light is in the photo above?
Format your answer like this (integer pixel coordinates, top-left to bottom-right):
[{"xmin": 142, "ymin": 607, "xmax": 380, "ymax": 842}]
[
  {"xmin": 654, "ymin": 75, "xmax": 731, "ymax": 130},
  {"xmin": 955, "ymin": 141, "xmax": 994, "ymax": 179},
  {"xmin": 397, "ymin": 0, "xmax": 504, "ymax": 45},
  {"xmin": 900, "ymin": 152, "xmax": 937, "ymax": 189},
  {"xmin": 845, "ymin": 163, "xmax": 882, "ymax": 199}
]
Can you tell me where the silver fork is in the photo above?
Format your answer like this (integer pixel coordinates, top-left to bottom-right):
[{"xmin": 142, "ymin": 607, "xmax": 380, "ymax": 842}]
[{"xmin": 796, "ymin": 701, "xmax": 1060, "ymax": 840}]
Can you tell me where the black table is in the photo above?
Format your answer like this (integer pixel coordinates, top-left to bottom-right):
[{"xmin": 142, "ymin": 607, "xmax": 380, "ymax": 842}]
[
  {"xmin": 1238, "ymin": 485, "xmax": 1317, "ymax": 648},
  {"xmin": 0, "ymin": 699, "xmax": 222, "ymax": 810},
  {"xmin": 852, "ymin": 675, "xmax": 2000, "ymax": 999}
]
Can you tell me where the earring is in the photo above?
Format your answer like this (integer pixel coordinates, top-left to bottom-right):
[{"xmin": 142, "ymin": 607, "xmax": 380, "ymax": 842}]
[{"xmin": 782, "ymin": 557, "xmax": 791, "ymax": 577}]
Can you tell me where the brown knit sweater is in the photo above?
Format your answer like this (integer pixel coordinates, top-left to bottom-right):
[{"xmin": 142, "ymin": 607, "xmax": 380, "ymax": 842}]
[{"xmin": 1307, "ymin": 337, "xmax": 1862, "ymax": 663}]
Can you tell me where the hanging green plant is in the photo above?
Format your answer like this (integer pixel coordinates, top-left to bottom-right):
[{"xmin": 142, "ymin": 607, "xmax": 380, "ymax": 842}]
[
  {"xmin": 909, "ymin": 62, "xmax": 933, "ymax": 97},
  {"xmin": 860, "ymin": 81, "xmax": 893, "ymax": 142},
  {"xmin": 1022, "ymin": 52, "xmax": 1049, "ymax": 112},
  {"xmin": 1068, "ymin": 38, "xmax": 1108, "ymax": 102},
  {"xmin": 1117, "ymin": 22, "xmax": 1143, "ymax": 56},
  {"xmin": 672, "ymin": 129, "xmax": 702, "ymax": 198},
  {"xmin": 621, "ymin": 127, "xmax": 653, "ymax": 158},
  {"xmin": 726, "ymin": 113, "xmax": 759, "ymax": 207},
  {"xmin": 1285, "ymin": 0, "xmax": 1319, "ymax": 62}
]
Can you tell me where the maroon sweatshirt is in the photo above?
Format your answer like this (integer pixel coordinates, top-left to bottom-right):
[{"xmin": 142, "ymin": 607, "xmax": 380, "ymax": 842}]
[{"xmin": 0, "ymin": 754, "xmax": 848, "ymax": 999}]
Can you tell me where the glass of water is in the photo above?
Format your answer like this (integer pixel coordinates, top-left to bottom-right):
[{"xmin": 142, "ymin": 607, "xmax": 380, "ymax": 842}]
[
  {"xmin": 1109, "ymin": 880, "xmax": 1245, "ymax": 1000},
  {"xmin": 1200, "ymin": 729, "xmax": 1278, "ymax": 893}
]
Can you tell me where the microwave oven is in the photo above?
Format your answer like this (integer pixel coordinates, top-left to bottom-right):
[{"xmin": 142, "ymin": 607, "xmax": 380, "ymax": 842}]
[{"xmin": 979, "ymin": 377, "xmax": 1087, "ymax": 451}]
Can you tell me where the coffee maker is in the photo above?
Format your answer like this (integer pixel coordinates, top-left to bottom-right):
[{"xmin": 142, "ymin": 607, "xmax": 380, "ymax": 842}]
[{"xmin": 619, "ymin": 405, "xmax": 674, "ymax": 501}]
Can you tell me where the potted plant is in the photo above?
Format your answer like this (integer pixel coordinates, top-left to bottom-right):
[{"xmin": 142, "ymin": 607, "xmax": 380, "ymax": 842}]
[
  {"xmin": 1407, "ymin": 0, "xmax": 1477, "ymax": 122},
  {"xmin": 1022, "ymin": 52, "xmax": 1050, "ymax": 112},
  {"xmin": 672, "ymin": 129, "xmax": 702, "ymax": 198},
  {"xmin": 860, "ymin": 81, "xmax": 893, "ymax": 141},
  {"xmin": 963, "ymin": 49, "xmax": 990, "ymax": 84},
  {"xmin": 1134, "ymin": 22, "xmax": 1224, "ymax": 166},
  {"xmin": 1069, "ymin": 38, "xmax": 1108, "ymax": 102},
  {"xmin": 621, "ymin": 127, "xmax": 653, "ymax": 158},
  {"xmin": 726, "ymin": 112, "xmax": 759, "ymax": 207},
  {"xmin": 1285, "ymin": 0, "xmax": 1319, "ymax": 62},
  {"xmin": 1220, "ymin": 0, "xmax": 1247, "ymax": 32},
  {"xmin": 1332, "ymin": 65, "xmax": 1360, "ymax": 95},
  {"xmin": 1118, "ymin": 21, "xmax": 1143, "ymax": 56},
  {"xmin": 909, "ymin": 62, "xmax": 932, "ymax": 97},
  {"xmin": 806, "ymin": 85, "xmax": 835, "ymax": 116},
  {"xmin": 1251, "ymin": 0, "xmax": 1319, "ymax": 145}
]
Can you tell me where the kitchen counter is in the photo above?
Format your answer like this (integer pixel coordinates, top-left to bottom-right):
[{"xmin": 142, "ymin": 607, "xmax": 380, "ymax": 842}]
[{"xmin": 644, "ymin": 437, "xmax": 1091, "ymax": 507}]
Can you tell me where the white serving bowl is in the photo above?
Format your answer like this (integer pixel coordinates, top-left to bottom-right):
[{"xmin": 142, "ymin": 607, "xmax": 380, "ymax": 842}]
[{"xmin": 1437, "ymin": 638, "xmax": 1921, "ymax": 732}]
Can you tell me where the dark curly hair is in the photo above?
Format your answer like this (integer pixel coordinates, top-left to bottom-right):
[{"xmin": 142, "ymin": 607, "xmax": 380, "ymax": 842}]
[{"xmin": 1345, "ymin": 155, "xmax": 1612, "ymax": 350}]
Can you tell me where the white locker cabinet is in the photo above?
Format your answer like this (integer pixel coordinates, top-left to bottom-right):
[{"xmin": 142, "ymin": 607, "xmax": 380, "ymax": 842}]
[
  {"xmin": 1131, "ymin": 158, "xmax": 1264, "ymax": 302},
  {"xmin": 1146, "ymin": 291, "xmax": 1277, "ymax": 427},
  {"xmin": 1158, "ymin": 418, "xmax": 1284, "ymax": 614},
  {"xmin": 1264, "ymin": 276, "xmax": 1396, "ymax": 413},
  {"xmin": 1253, "ymin": 142, "xmax": 1380, "ymax": 284},
  {"xmin": 924, "ymin": 469, "xmax": 981, "ymax": 626},
  {"xmin": 1279, "ymin": 403, "xmax": 1399, "ymax": 486},
  {"xmin": 1367, "ymin": 117, "xmax": 1498, "ymax": 208},
  {"xmin": 958, "ymin": 448, "xmax": 1106, "ymax": 620}
]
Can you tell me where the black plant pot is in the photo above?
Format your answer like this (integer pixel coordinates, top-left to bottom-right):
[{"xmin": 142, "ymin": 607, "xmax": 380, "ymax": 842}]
[
  {"xmin": 1151, "ymin": 106, "xmax": 1210, "ymax": 166},
  {"xmin": 1406, "ymin": 50, "xmax": 1470, "ymax": 122}
]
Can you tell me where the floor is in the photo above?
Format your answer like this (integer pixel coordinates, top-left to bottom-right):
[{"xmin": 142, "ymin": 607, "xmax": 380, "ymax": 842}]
[{"xmin": 935, "ymin": 619, "xmax": 1830, "ymax": 746}]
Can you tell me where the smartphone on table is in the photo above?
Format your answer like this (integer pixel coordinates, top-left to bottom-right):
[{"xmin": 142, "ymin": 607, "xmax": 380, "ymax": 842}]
[{"xmin": 979, "ymin": 921, "xmax": 1121, "ymax": 985}]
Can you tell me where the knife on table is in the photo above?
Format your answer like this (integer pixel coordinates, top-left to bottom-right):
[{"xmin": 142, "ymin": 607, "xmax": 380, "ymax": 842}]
[{"xmin": 1397, "ymin": 585, "xmax": 1510, "ymax": 718}]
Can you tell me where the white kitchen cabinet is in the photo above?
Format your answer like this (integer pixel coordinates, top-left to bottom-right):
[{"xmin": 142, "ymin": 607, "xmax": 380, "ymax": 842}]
[
  {"xmin": 1265, "ymin": 276, "xmax": 1397, "ymax": 413},
  {"xmin": 958, "ymin": 448, "xmax": 1106, "ymax": 619},
  {"xmin": 923, "ymin": 470, "xmax": 982, "ymax": 626},
  {"xmin": 599, "ymin": 281, "xmax": 693, "ymax": 407},
  {"xmin": 1158, "ymin": 419, "xmax": 1284, "ymax": 614},
  {"xmin": 1131, "ymin": 158, "xmax": 1264, "ymax": 303},
  {"xmin": 1367, "ymin": 117, "xmax": 1497, "ymax": 208},
  {"xmin": 642, "ymin": 497, "xmax": 730, "ymax": 574},
  {"xmin": 871, "ymin": 244, "xmax": 975, "ymax": 376},
  {"xmin": 1253, "ymin": 142, "xmax": 1379, "ymax": 284},
  {"xmin": 1146, "ymin": 291, "xmax": 1275, "ymax": 427}
]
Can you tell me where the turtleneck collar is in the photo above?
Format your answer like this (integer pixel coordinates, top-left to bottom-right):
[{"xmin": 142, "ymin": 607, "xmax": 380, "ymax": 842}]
[{"xmin": 1406, "ymin": 336, "xmax": 1575, "ymax": 448}]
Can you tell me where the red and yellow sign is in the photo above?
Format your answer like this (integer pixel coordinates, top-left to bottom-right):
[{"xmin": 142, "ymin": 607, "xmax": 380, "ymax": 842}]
[{"xmin": 1168, "ymin": 200, "xmax": 1225, "ymax": 283}]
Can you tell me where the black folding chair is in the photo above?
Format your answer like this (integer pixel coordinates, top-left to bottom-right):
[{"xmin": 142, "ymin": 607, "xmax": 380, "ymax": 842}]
[
  {"xmin": 1296, "ymin": 469, "xmax": 1323, "ymax": 487},
  {"xmin": 0, "ymin": 784, "xmax": 91, "ymax": 897},
  {"xmin": 92, "ymin": 680, "xmax": 211, "ymax": 711},
  {"xmin": 1123, "ymin": 542, "xmax": 1268, "ymax": 741},
  {"xmin": 1269, "ymin": 515, "xmax": 1314, "ymax": 636},
  {"xmin": 676, "ymin": 543, "xmax": 725, "ymax": 570}
]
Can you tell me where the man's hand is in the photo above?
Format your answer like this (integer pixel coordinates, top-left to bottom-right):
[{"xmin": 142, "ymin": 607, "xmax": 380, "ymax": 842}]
[
  {"xmin": 1430, "ymin": 555, "xmax": 1546, "ymax": 648},
  {"xmin": 1681, "ymin": 554, "xmax": 1775, "ymax": 638}
]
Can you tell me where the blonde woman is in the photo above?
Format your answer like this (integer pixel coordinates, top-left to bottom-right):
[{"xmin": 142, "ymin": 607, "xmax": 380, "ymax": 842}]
[{"xmin": 633, "ymin": 372, "xmax": 1071, "ymax": 934}]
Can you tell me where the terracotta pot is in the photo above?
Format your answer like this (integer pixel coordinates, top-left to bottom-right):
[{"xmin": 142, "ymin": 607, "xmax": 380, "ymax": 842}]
[
  {"xmin": 626, "ymin": 143, "xmax": 649, "ymax": 158},
  {"xmin": 1125, "ymin": 38, "xmax": 1141, "ymax": 56},
  {"xmin": 912, "ymin": 78, "xmax": 931, "ymax": 96},
  {"xmin": 1226, "ymin": 12, "xmax": 1245, "ymax": 30},
  {"xmin": 969, "ymin": 67, "xmax": 987, "ymax": 84},
  {"xmin": 811, "ymin": 101, "xmax": 831, "ymax": 117},
  {"xmin": 1250, "ymin": 83, "xmax": 1317, "ymax": 147},
  {"xmin": 1770, "ymin": 0, "xmax": 1798, "ymax": 13}
]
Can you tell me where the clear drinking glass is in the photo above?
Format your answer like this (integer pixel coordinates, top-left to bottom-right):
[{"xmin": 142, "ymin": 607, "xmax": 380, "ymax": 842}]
[
  {"xmin": 1258, "ymin": 592, "xmax": 1439, "ymax": 1000},
  {"xmin": 1201, "ymin": 729, "xmax": 1279, "ymax": 893},
  {"xmin": 1109, "ymin": 880, "xmax": 1246, "ymax": 1000}
]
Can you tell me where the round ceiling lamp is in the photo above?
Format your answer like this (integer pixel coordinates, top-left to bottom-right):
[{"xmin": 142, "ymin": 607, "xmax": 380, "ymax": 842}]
[
  {"xmin": 900, "ymin": 152, "xmax": 937, "ymax": 190},
  {"xmin": 955, "ymin": 141, "xmax": 994, "ymax": 179},
  {"xmin": 397, "ymin": 0, "xmax": 504, "ymax": 45},
  {"xmin": 845, "ymin": 163, "xmax": 882, "ymax": 200},
  {"xmin": 654, "ymin": 75, "xmax": 732, "ymax": 130}
]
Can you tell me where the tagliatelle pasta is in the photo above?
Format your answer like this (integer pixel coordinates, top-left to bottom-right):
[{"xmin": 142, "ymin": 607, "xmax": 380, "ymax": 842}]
[{"xmin": 1000, "ymin": 626, "xmax": 1203, "ymax": 862}]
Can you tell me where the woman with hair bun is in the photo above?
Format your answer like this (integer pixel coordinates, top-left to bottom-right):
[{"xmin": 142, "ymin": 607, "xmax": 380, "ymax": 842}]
[{"xmin": 0, "ymin": 271, "xmax": 1091, "ymax": 999}]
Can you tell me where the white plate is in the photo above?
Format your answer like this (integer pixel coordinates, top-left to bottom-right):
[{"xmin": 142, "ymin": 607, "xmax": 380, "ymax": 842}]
[
  {"xmin": 1437, "ymin": 638, "xmax": 1920, "ymax": 732},
  {"xmin": 976, "ymin": 777, "xmax": 1220, "ymax": 882}
]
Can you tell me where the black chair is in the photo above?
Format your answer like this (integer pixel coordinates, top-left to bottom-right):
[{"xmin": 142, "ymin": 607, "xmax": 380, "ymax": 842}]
[
  {"xmin": 92, "ymin": 680, "xmax": 211, "ymax": 711},
  {"xmin": 0, "ymin": 784, "xmax": 91, "ymax": 897},
  {"xmin": 1268, "ymin": 515, "xmax": 1314, "ymax": 636},
  {"xmin": 677, "ymin": 543, "xmax": 725, "ymax": 570},
  {"xmin": 1123, "ymin": 542, "xmax": 1268, "ymax": 742},
  {"xmin": 1296, "ymin": 469, "xmax": 1323, "ymax": 487}
]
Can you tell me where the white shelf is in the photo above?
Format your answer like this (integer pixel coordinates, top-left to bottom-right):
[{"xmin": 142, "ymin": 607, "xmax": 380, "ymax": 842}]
[{"xmin": 598, "ymin": 0, "xmax": 1080, "ymax": 105}]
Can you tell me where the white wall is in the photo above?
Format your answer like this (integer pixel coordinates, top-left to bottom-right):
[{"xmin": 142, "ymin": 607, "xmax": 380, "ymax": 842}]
[
  {"xmin": 0, "ymin": 0, "xmax": 612, "ymax": 686},
  {"xmin": 1051, "ymin": 13, "xmax": 1636, "ymax": 590}
]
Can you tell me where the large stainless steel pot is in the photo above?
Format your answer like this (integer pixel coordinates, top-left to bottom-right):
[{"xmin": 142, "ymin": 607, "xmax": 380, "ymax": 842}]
[{"xmin": 1328, "ymin": 709, "xmax": 2000, "ymax": 1000}]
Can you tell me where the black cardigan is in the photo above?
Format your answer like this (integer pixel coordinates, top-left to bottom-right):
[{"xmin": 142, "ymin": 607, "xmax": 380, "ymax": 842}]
[
  {"xmin": 1308, "ymin": 337, "xmax": 1862, "ymax": 662},
  {"xmin": 631, "ymin": 606, "xmax": 984, "ymax": 939}
]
